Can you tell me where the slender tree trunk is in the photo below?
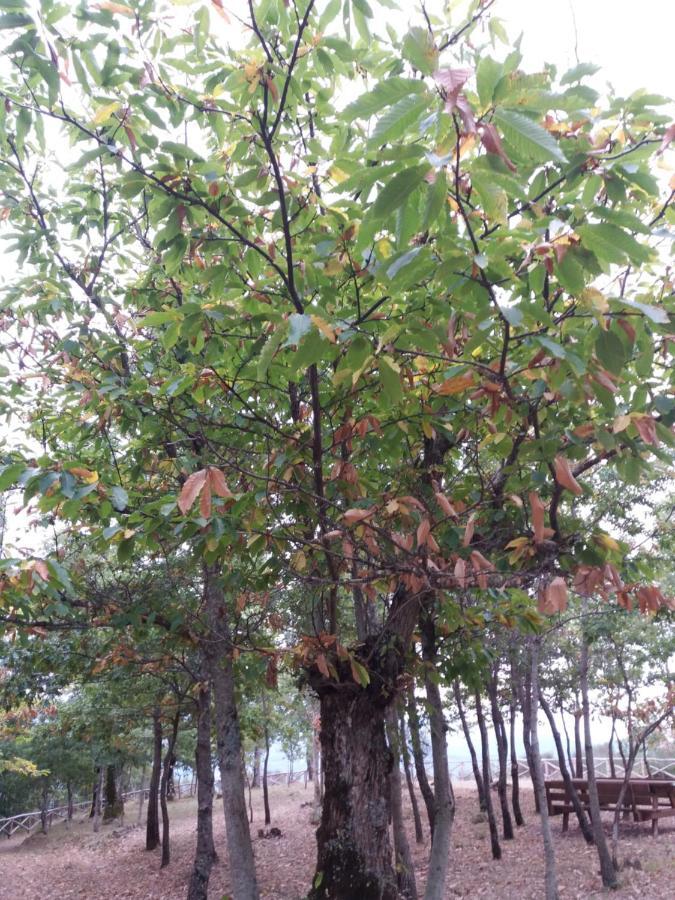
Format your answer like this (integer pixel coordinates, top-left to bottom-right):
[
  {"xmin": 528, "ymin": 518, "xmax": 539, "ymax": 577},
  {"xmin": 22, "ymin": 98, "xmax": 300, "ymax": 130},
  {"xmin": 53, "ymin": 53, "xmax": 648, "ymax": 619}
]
[
  {"xmin": 166, "ymin": 753, "xmax": 177, "ymax": 801},
  {"xmin": 608, "ymin": 716, "xmax": 617, "ymax": 779},
  {"xmin": 386, "ymin": 706, "xmax": 418, "ymax": 900},
  {"xmin": 262, "ymin": 694, "xmax": 271, "ymax": 826},
  {"xmin": 92, "ymin": 767, "xmax": 103, "ymax": 834},
  {"xmin": 580, "ymin": 618, "xmax": 617, "ymax": 889},
  {"xmin": 90, "ymin": 767, "xmax": 100, "ymax": 818},
  {"xmin": 103, "ymin": 764, "xmax": 123, "ymax": 822},
  {"xmin": 518, "ymin": 668, "xmax": 540, "ymax": 811},
  {"xmin": 475, "ymin": 691, "xmax": 501, "ymax": 860},
  {"xmin": 422, "ymin": 617, "xmax": 455, "ymax": 900},
  {"xmin": 406, "ymin": 682, "xmax": 435, "ymax": 836},
  {"xmin": 399, "ymin": 709, "xmax": 424, "ymax": 843},
  {"xmin": 203, "ymin": 567, "xmax": 259, "ymax": 900},
  {"xmin": 137, "ymin": 767, "xmax": 147, "ymax": 826},
  {"xmin": 160, "ymin": 708, "xmax": 180, "ymax": 868},
  {"xmin": 560, "ymin": 701, "xmax": 575, "ymax": 776},
  {"xmin": 453, "ymin": 680, "xmax": 487, "ymax": 812},
  {"xmin": 574, "ymin": 707, "xmax": 584, "ymax": 778},
  {"xmin": 508, "ymin": 688, "xmax": 524, "ymax": 826},
  {"xmin": 642, "ymin": 742, "xmax": 652, "ymax": 778},
  {"xmin": 539, "ymin": 692, "xmax": 594, "ymax": 843},
  {"xmin": 487, "ymin": 674, "xmax": 514, "ymax": 840},
  {"xmin": 188, "ymin": 682, "xmax": 217, "ymax": 900},
  {"xmin": 529, "ymin": 641, "xmax": 559, "ymax": 900},
  {"xmin": 146, "ymin": 709, "xmax": 162, "ymax": 851},
  {"xmin": 40, "ymin": 782, "xmax": 48, "ymax": 835},
  {"xmin": 66, "ymin": 781, "xmax": 74, "ymax": 823},
  {"xmin": 251, "ymin": 745, "xmax": 262, "ymax": 789}
]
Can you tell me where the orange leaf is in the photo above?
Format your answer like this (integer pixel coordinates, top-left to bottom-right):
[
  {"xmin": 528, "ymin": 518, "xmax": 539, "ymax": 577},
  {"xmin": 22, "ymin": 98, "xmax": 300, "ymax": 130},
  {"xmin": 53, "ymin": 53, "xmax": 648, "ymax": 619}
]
[
  {"xmin": 200, "ymin": 483, "xmax": 212, "ymax": 518},
  {"xmin": 211, "ymin": 0, "xmax": 230, "ymax": 22},
  {"xmin": 178, "ymin": 469, "xmax": 208, "ymax": 514},
  {"xmin": 433, "ymin": 371, "xmax": 474, "ymax": 396},
  {"xmin": 553, "ymin": 455, "xmax": 583, "ymax": 496},
  {"xmin": 470, "ymin": 550, "xmax": 493, "ymax": 572},
  {"xmin": 32, "ymin": 560, "xmax": 50, "ymax": 581}
]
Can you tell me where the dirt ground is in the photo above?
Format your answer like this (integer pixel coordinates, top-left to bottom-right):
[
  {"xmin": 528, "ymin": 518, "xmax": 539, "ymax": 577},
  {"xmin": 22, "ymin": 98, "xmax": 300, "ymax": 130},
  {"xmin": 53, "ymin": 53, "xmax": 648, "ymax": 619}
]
[{"xmin": 0, "ymin": 782, "xmax": 672, "ymax": 899}]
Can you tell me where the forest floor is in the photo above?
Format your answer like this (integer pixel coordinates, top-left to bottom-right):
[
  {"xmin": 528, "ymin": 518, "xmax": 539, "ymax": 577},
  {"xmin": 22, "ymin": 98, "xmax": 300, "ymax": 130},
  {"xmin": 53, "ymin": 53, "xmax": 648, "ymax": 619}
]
[{"xmin": 0, "ymin": 781, "xmax": 673, "ymax": 899}]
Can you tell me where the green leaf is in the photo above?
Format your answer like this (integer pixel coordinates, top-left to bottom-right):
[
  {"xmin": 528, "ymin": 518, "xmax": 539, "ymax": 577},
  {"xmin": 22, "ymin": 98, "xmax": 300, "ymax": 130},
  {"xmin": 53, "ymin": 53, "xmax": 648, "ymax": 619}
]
[
  {"xmin": 595, "ymin": 329, "xmax": 626, "ymax": 375},
  {"xmin": 285, "ymin": 313, "xmax": 312, "ymax": 346},
  {"xmin": 110, "ymin": 485, "xmax": 128, "ymax": 511},
  {"xmin": 471, "ymin": 173, "xmax": 507, "ymax": 225},
  {"xmin": 0, "ymin": 462, "xmax": 25, "ymax": 491},
  {"xmin": 554, "ymin": 253, "xmax": 586, "ymax": 295},
  {"xmin": 368, "ymin": 93, "xmax": 430, "ymax": 146},
  {"xmin": 160, "ymin": 141, "xmax": 203, "ymax": 161},
  {"xmin": 476, "ymin": 56, "xmax": 503, "ymax": 107},
  {"xmin": 577, "ymin": 224, "xmax": 651, "ymax": 266},
  {"xmin": 401, "ymin": 26, "xmax": 438, "ymax": 76},
  {"xmin": 372, "ymin": 164, "xmax": 429, "ymax": 219},
  {"xmin": 560, "ymin": 62, "xmax": 600, "ymax": 85},
  {"xmin": 0, "ymin": 12, "xmax": 33, "ymax": 28},
  {"xmin": 343, "ymin": 77, "xmax": 425, "ymax": 120},
  {"xmin": 379, "ymin": 355, "xmax": 403, "ymax": 403},
  {"xmin": 493, "ymin": 109, "xmax": 567, "ymax": 163},
  {"xmin": 257, "ymin": 323, "xmax": 288, "ymax": 380},
  {"xmin": 422, "ymin": 170, "xmax": 447, "ymax": 229}
]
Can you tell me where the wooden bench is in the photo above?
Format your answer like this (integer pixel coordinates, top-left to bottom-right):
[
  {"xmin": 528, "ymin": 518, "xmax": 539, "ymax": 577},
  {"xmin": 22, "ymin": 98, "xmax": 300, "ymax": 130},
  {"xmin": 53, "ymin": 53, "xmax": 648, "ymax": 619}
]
[{"xmin": 544, "ymin": 777, "xmax": 675, "ymax": 835}]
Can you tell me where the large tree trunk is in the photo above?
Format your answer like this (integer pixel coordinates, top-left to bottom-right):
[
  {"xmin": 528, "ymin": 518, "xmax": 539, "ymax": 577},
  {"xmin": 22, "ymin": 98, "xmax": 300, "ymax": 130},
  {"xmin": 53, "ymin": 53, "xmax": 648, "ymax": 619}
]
[
  {"xmin": 453, "ymin": 680, "xmax": 486, "ymax": 812},
  {"xmin": 406, "ymin": 682, "xmax": 435, "ymax": 836},
  {"xmin": 386, "ymin": 706, "xmax": 418, "ymax": 900},
  {"xmin": 529, "ymin": 641, "xmax": 559, "ymax": 900},
  {"xmin": 160, "ymin": 709, "xmax": 180, "ymax": 868},
  {"xmin": 399, "ymin": 709, "xmax": 424, "ymax": 843},
  {"xmin": 508, "ymin": 688, "xmax": 524, "ymax": 826},
  {"xmin": 188, "ymin": 682, "xmax": 217, "ymax": 900},
  {"xmin": 474, "ymin": 691, "xmax": 501, "ymax": 860},
  {"xmin": 103, "ymin": 764, "xmax": 124, "ymax": 822},
  {"xmin": 203, "ymin": 566, "xmax": 259, "ymax": 900},
  {"xmin": 539, "ymin": 692, "xmax": 593, "ymax": 844},
  {"xmin": 487, "ymin": 674, "xmax": 514, "ymax": 840},
  {"xmin": 310, "ymin": 686, "xmax": 397, "ymax": 900},
  {"xmin": 146, "ymin": 709, "xmax": 162, "ymax": 851},
  {"xmin": 580, "ymin": 621, "xmax": 617, "ymax": 889}
]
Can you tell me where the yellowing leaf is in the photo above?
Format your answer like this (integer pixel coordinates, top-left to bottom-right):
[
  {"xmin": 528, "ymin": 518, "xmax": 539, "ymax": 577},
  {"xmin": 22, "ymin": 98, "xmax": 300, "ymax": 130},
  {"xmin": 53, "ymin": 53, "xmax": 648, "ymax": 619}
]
[
  {"xmin": 311, "ymin": 315, "xmax": 337, "ymax": 343},
  {"xmin": 93, "ymin": 1, "xmax": 134, "ymax": 15},
  {"xmin": 70, "ymin": 467, "xmax": 99, "ymax": 483},
  {"xmin": 579, "ymin": 287, "xmax": 609, "ymax": 315},
  {"xmin": 92, "ymin": 101, "xmax": 122, "ymax": 126},
  {"xmin": 595, "ymin": 532, "xmax": 620, "ymax": 553}
]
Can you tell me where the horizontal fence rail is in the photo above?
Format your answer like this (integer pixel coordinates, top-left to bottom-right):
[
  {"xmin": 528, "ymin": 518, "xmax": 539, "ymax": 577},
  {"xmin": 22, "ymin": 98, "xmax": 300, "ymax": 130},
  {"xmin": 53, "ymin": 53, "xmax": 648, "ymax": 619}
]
[
  {"xmin": 446, "ymin": 757, "xmax": 675, "ymax": 782},
  {"xmin": 0, "ymin": 780, "xmax": 195, "ymax": 840}
]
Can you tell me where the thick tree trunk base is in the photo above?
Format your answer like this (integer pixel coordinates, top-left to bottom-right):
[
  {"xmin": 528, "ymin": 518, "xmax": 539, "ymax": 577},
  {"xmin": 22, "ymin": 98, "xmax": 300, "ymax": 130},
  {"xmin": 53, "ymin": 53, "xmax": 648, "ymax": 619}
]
[{"xmin": 310, "ymin": 687, "xmax": 397, "ymax": 900}]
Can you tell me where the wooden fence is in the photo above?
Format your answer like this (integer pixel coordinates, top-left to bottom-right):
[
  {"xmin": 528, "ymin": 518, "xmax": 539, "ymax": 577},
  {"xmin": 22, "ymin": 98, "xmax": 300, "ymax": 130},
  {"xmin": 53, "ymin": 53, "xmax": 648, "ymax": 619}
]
[{"xmin": 0, "ymin": 781, "xmax": 195, "ymax": 840}]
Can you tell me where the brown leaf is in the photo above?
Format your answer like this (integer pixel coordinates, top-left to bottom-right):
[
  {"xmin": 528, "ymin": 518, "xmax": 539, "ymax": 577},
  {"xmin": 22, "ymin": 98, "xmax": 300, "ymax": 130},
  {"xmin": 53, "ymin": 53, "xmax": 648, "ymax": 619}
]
[
  {"xmin": 433, "ymin": 371, "xmax": 474, "ymax": 396},
  {"xmin": 553, "ymin": 455, "xmax": 583, "ymax": 496},
  {"xmin": 462, "ymin": 513, "xmax": 476, "ymax": 547},
  {"xmin": 633, "ymin": 415, "xmax": 659, "ymax": 447},
  {"xmin": 480, "ymin": 123, "xmax": 517, "ymax": 172},
  {"xmin": 435, "ymin": 491, "xmax": 457, "ymax": 517},
  {"xmin": 315, "ymin": 653, "xmax": 330, "ymax": 679},
  {"xmin": 528, "ymin": 491, "xmax": 546, "ymax": 544},
  {"xmin": 470, "ymin": 550, "xmax": 493, "ymax": 572},
  {"xmin": 454, "ymin": 557, "xmax": 467, "ymax": 588},
  {"xmin": 208, "ymin": 467, "xmax": 234, "ymax": 498},
  {"xmin": 342, "ymin": 508, "xmax": 374, "ymax": 524},
  {"xmin": 210, "ymin": 0, "xmax": 230, "ymax": 22},
  {"xmin": 416, "ymin": 518, "xmax": 431, "ymax": 548},
  {"xmin": 200, "ymin": 483, "xmax": 212, "ymax": 518},
  {"xmin": 177, "ymin": 469, "xmax": 208, "ymax": 514},
  {"xmin": 658, "ymin": 122, "xmax": 675, "ymax": 155}
]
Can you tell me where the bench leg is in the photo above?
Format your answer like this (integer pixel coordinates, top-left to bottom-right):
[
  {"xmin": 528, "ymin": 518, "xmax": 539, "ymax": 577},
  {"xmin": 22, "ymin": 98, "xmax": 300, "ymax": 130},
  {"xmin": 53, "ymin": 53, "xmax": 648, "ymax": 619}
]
[{"xmin": 562, "ymin": 811, "xmax": 569, "ymax": 832}]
